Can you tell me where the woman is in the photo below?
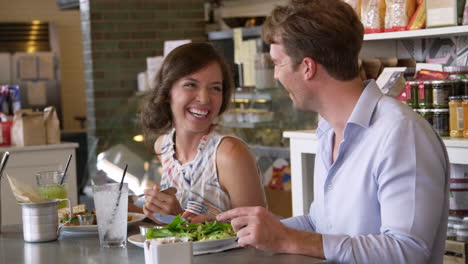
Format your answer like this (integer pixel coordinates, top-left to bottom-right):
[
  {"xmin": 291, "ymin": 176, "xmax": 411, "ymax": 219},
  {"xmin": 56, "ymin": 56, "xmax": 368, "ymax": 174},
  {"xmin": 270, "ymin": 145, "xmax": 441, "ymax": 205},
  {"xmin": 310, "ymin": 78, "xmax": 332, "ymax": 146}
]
[{"xmin": 140, "ymin": 42, "xmax": 265, "ymax": 224}]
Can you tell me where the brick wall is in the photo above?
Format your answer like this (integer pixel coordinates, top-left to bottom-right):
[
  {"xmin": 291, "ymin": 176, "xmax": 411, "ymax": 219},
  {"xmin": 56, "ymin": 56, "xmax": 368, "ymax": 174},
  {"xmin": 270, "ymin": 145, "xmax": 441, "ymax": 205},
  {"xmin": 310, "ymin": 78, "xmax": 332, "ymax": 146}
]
[{"xmin": 80, "ymin": 0, "xmax": 206, "ymax": 175}]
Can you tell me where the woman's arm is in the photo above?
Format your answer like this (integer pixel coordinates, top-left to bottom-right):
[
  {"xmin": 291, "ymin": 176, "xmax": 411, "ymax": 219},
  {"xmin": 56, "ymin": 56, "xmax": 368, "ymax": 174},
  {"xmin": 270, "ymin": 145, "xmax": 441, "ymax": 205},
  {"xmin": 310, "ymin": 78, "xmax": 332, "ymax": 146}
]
[
  {"xmin": 142, "ymin": 136, "xmax": 183, "ymax": 223},
  {"xmin": 216, "ymin": 137, "xmax": 266, "ymax": 208}
]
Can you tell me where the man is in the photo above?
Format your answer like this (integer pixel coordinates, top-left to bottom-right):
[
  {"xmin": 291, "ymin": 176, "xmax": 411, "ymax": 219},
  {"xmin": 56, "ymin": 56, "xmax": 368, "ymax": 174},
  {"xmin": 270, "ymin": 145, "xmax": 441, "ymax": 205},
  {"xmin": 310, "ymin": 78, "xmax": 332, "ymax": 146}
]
[{"xmin": 217, "ymin": 0, "xmax": 449, "ymax": 263}]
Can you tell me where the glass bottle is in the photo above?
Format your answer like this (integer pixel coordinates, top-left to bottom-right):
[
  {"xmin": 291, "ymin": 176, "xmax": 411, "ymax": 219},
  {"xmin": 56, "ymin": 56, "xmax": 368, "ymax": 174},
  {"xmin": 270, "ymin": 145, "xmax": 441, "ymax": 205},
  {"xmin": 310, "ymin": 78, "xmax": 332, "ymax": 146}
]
[
  {"xmin": 449, "ymin": 96, "xmax": 464, "ymax": 138},
  {"xmin": 462, "ymin": 79, "xmax": 468, "ymax": 96},
  {"xmin": 406, "ymin": 81, "xmax": 419, "ymax": 109},
  {"xmin": 418, "ymin": 81, "xmax": 433, "ymax": 109},
  {"xmin": 432, "ymin": 80, "xmax": 449, "ymax": 109},
  {"xmin": 433, "ymin": 108, "xmax": 449, "ymax": 137},
  {"xmin": 451, "ymin": 79, "xmax": 464, "ymax": 96},
  {"xmin": 463, "ymin": 96, "xmax": 468, "ymax": 138}
]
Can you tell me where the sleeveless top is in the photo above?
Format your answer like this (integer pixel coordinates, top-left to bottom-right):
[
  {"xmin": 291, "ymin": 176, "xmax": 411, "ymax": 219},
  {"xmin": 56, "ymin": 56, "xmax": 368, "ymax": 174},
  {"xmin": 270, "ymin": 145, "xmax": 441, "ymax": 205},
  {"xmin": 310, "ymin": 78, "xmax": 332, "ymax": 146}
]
[{"xmin": 159, "ymin": 128, "xmax": 232, "ymax": 214}]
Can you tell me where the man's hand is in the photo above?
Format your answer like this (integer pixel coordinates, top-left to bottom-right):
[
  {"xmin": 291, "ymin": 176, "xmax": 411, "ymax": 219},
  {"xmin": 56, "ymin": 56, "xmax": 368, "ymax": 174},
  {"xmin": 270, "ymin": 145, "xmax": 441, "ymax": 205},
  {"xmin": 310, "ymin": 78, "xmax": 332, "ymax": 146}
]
[{"xmin": 216, "ymin": 206, "xmax": 291, "ymax": 252}]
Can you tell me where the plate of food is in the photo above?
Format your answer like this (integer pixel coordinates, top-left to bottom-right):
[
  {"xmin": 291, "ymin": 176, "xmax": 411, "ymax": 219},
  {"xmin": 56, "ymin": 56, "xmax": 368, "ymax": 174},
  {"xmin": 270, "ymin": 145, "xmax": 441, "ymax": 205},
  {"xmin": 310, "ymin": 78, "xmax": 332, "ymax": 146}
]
[
  {"xmin": 59, "ymin": 204, "xmax": 145, "ymax": 234},
  {"xmin": 127, "ymin": 215, "xmax": 239, "ymax": 255}
]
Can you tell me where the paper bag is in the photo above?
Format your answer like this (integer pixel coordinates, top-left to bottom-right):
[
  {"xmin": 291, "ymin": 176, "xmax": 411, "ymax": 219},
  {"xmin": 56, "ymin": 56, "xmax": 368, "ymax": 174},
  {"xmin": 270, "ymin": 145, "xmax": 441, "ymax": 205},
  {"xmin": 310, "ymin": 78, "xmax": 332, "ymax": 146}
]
[
  {"xmin": 44, "ymin": 106, "xmax": 60, "ymax": 144},
  {"xmin": 11, "ymin": 109, "xmax": 46, "ymax": 146},
  {"xmin": 6, "ymin": 174, "xmax": 47, "ymax": 203}
]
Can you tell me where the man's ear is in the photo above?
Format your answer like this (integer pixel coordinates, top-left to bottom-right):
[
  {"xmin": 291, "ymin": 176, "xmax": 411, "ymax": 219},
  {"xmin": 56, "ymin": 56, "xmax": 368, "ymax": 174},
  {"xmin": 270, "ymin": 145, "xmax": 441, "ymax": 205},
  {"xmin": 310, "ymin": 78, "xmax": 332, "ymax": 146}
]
[{"xmin": 302, "ymin": 57, "xmax": 317, "ymax": 80}]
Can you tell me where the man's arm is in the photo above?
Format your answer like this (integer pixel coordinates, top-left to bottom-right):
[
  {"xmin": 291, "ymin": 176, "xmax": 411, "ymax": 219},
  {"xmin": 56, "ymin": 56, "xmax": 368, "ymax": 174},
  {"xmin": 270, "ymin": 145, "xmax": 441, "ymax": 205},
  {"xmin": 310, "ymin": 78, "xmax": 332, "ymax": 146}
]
[{"xmin": 217, "ymin": 206, "xmax": 325, "ymax": 259}]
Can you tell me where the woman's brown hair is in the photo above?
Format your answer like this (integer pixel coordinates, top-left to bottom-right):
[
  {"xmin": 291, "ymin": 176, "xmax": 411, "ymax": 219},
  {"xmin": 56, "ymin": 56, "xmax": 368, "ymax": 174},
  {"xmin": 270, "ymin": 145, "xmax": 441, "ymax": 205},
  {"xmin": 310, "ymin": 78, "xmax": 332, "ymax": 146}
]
[{"xmin": 140, "ymin": 42, "xmax": 234, "ymax": 147}]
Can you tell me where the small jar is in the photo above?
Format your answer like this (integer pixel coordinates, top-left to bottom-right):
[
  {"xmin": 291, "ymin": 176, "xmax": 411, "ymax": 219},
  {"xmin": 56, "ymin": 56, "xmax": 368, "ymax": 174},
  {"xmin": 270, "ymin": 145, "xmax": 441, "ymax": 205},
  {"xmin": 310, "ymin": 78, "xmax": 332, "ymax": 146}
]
[
  {"xmin": 416, "ymin": 109, "xmax": 434, "ymax": 125},
  {"xmin": 462, "ymin": 79, "xmax": 468, "ymax": 96},
  {"xmin": 454, "ymin": 223, "xmax": 468, "ymax": 242},
  {"xmin": 448, "ymin": 223, "xmax": 457, "ymax": 240},
  {"xmin": 418, "ymin": 81, "xmax": 433, "ymax": 109},
  {"xmin": 432, "ymin": 80, "xmax": 450, "ymax": 108},
  {"xmin": 405, "ymin": 81, "xmax": 419, "ymax": 109},
  {"xmin": 449, "ymin": 96, "xmax": 464, "ymax": 138},
  {"xmin": 451, "ymin": 79, "xmax": 464, "ymax": 96},
  {"xmin": 463, "ymin": 96, "xmax": 468, "ymax": 138},
  {"xmin": 433, "ymin": 108, "xmax": 449, "ymax": 137}
]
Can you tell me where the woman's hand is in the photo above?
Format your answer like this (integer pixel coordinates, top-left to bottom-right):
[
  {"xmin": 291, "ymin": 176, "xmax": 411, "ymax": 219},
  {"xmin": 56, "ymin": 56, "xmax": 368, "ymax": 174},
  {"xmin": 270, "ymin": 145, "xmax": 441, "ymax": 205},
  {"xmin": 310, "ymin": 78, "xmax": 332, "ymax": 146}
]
[{"xmin": 143, "ymin": 186, "xmax": 183, "ymax": 223}]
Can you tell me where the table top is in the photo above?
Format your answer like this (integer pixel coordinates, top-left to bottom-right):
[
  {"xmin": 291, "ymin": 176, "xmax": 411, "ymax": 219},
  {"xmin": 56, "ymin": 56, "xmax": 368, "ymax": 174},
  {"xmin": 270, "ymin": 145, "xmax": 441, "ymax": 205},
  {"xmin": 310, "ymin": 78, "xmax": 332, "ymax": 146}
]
[{"xmin": 0, "ymin": 225, "xmax": 328, "ymax": 264}]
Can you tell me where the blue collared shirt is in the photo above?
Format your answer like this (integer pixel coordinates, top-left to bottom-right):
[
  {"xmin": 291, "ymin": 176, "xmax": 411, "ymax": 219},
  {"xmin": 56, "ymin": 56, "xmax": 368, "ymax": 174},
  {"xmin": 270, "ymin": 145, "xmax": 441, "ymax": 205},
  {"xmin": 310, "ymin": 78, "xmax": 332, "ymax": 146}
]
[{"xmin": 282, "ymin": 80, "xmax": 449, "ymax": 263}]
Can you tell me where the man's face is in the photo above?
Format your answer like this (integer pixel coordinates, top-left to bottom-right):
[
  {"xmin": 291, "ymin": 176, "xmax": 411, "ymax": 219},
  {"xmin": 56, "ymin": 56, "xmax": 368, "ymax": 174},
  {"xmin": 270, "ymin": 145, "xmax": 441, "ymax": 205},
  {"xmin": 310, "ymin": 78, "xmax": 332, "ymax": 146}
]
[{"xmin": 270, "ymin": 43, "xmax": 307, "ymax": 110}]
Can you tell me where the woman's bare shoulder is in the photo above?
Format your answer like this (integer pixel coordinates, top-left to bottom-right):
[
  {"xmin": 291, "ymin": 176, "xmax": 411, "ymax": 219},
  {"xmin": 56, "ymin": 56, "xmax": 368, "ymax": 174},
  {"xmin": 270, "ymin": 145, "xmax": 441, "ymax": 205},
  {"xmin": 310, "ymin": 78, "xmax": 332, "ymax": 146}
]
[
  {"xmin": 153, "ymin": 136, "xmax": 165, "ymax": 160},
  {"xmin": 216, "ymin": 136, "xmax": 254, "ymax": 163}
]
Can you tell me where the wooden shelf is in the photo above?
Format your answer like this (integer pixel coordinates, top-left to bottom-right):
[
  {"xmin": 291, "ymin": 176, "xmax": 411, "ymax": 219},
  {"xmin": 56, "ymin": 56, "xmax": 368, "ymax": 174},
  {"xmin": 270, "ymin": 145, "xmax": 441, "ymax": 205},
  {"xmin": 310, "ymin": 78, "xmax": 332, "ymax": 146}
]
[
  {"xmin": 364, "ymin": 26, "xmax": 468, "ymax": 41},
  {"xmin": 445, "ymin": 239, "xmax": 468, "ymax": 264}
]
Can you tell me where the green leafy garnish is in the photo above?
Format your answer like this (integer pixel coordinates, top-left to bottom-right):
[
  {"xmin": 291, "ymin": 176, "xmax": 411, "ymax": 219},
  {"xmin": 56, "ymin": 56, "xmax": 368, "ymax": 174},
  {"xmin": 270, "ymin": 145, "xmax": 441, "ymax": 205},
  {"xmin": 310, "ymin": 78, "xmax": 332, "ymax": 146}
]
[{"xmin": 146, "ymin": 215, "xmax": 235, "ymax": 241}]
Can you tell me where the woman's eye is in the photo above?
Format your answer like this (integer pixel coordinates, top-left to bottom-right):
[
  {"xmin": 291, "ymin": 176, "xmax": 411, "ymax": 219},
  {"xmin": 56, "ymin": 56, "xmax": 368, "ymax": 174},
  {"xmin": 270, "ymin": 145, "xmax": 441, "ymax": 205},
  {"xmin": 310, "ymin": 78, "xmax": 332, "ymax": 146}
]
[
  {"xmin": 213, "ymin": 86, "xmax": 222, "ymax": 92},
  {"xmin": 184, "ymin": 83, "xmax": 196, "ymax": 88}
]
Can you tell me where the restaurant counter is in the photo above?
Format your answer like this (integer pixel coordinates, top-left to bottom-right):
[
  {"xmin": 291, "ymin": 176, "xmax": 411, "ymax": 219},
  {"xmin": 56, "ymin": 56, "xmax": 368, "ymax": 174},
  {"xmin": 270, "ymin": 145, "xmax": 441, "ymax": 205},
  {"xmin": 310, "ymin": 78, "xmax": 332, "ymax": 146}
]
[{"xmin": 0, "ymin": 225, "xmax": 329, "ymax": 264}]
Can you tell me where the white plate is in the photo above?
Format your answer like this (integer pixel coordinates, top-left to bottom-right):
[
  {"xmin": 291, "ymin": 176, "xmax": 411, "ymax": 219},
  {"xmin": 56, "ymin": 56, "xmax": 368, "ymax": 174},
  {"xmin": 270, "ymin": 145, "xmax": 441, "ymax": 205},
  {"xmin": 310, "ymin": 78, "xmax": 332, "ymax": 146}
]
[
  {"xmin": 127, "ymin": 234, "xmax": 239, "ymax": 255},
  {"xmin": 60, "ymin": 212, "xmax": 146, "ymax": 234}
]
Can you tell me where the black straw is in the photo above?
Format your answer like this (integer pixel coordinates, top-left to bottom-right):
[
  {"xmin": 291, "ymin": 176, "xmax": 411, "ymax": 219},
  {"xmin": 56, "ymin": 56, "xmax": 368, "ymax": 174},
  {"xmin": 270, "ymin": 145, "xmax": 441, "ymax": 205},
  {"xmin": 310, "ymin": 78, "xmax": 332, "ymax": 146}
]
[
  {"xmin": 103, "ymin": 164, "xmax": 128, "ymax": 241},
  {"xmin": 60, "ymin": 154, "xmax": 72, "ymax": 185},
  {"xmin": 0, "ymin": 151, "xmax": 10, "ymax": 181},
  {"xmin": 119, "ymin": 164, "xmax": 128, "ymax": 191}
]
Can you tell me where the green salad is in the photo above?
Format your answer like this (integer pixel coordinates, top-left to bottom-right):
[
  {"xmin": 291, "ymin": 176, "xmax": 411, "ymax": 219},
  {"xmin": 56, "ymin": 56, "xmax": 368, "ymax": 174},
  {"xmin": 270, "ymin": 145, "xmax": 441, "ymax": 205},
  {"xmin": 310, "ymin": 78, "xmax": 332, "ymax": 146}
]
[{"xmin": 146, "ymin": 215, "xmax": 235, "ymax": 241}]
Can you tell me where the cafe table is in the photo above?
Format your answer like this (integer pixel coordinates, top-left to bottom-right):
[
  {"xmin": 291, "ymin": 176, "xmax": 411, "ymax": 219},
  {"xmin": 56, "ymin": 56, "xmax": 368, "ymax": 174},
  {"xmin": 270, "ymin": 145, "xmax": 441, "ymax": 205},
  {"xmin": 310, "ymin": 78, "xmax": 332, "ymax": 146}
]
[{"xmin": 0, "ymin": 225, "xmax": 329, "ymax": 264}]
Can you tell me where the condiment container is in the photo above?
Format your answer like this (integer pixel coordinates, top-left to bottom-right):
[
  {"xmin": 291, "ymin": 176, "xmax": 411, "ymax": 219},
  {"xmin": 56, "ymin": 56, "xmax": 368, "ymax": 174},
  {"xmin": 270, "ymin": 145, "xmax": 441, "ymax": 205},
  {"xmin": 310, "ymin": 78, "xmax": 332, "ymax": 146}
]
[
  {"xmin": 463, "ymin": 96, "xmax": 468, "ymax": 138},
  {"xmin": 447, "ymin": 223, "xmax": 457, "ymax": 240},
  {"xmin": 432, "ymin": 80, "xmax": 450, "ymax": 109},
  {"xmin": 140, "ymin": 225, "xmax": 161, "ymax": 237},
  {"xmin": 406, "ymin": 81, "xmax": 419, "ymax": 109},
  {"xmin": 433, "ymin": 108, "xmax": 449, "ymax": 137},
  {"xmin": 449, "ymin": 179, "xmax": 468, "ymax": 216},
  {"xmin": 144, "ymin": 238, "xmax": 193, "ymax": 264},
  {"xmin": 418, "ymin": 81, "xmax": 433, "ymax": 109},
  {"xmin": 449, "ymin": 96, "xmax": 464, "ymax": 138},
  {"xmin": 454, "ymin": 223, "xmax": 468, "ymax": 242}
]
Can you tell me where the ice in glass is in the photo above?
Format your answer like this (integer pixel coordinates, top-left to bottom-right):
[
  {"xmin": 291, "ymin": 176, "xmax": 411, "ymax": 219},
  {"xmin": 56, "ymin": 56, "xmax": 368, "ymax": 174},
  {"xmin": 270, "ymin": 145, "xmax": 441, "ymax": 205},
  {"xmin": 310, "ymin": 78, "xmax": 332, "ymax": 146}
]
[{"xmin": 93, "ymin": 183, "xmax": 128, "ymax": 248}]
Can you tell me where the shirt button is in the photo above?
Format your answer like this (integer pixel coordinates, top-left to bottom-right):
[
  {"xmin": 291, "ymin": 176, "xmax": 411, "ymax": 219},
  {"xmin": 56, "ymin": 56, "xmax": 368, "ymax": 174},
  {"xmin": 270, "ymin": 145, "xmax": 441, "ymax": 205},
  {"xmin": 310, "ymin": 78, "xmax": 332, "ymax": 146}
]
[
  {"xmin": 328, "ymin": 224, "xmax": 332, "ymax": 230},
  {"xmin": 327, "ymin": 184, "xmax": 333, "ymax": 191}
]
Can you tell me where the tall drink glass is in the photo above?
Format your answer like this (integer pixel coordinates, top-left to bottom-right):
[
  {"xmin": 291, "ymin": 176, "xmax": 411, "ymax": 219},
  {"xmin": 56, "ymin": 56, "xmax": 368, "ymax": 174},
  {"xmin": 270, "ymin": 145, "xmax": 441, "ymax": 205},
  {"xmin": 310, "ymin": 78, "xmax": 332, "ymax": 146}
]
[
  {"xmin": 93, "ymin": 183, "xmax": 128, "ymax": 248},
  {"xmin": 36, "ymin": 171, "xmax": 68, "ymax": 209}
]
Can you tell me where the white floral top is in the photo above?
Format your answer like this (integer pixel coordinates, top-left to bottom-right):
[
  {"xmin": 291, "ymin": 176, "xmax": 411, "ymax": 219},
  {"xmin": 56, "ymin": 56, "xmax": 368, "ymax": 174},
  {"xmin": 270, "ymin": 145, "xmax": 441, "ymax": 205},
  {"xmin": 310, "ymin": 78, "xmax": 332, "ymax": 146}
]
[{"xmin": 159, "ymin": 128, "xmax": 231, "ymax": 214}]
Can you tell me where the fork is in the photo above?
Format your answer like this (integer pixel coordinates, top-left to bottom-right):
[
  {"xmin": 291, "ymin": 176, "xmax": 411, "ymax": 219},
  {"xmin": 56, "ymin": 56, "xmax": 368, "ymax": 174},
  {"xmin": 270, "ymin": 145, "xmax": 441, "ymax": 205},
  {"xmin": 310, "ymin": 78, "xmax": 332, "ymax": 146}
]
[
  {"xmin": 131, "ymin": 187, "xmax": 177, "ymax": 208},
  {"xmin": 185, "ymin": 201, "xmax": 213, "ymax": 216}
]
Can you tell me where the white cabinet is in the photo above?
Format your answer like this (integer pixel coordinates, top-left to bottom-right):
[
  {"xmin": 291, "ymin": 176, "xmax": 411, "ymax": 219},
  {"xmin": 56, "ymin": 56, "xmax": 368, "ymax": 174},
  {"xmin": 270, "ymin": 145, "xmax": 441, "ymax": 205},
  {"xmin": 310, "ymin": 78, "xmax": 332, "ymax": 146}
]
[{"xmin": 0, "ymin": 143, "xmax": 78, "ymax": 225}]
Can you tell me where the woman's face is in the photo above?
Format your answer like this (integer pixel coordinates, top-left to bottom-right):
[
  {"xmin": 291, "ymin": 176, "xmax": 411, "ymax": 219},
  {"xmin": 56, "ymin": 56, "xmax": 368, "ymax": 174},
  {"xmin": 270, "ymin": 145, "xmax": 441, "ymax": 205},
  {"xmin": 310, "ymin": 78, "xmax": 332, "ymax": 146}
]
[{"xmin": 169, "ymin": 62, "xmax": 224, "ymax": 135}]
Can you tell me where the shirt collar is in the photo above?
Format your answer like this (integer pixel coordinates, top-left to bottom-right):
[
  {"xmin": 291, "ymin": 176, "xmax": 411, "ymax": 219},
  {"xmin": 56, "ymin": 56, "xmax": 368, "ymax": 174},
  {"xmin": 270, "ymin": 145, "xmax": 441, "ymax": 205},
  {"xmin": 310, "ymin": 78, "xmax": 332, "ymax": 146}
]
[
  {"xmin": 347, "ymin": 80, "xmax": 383, "ymax": 128},
  {"xmin": 316, "ymin": 80, "xmax": 383, "ymax": 136}
]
